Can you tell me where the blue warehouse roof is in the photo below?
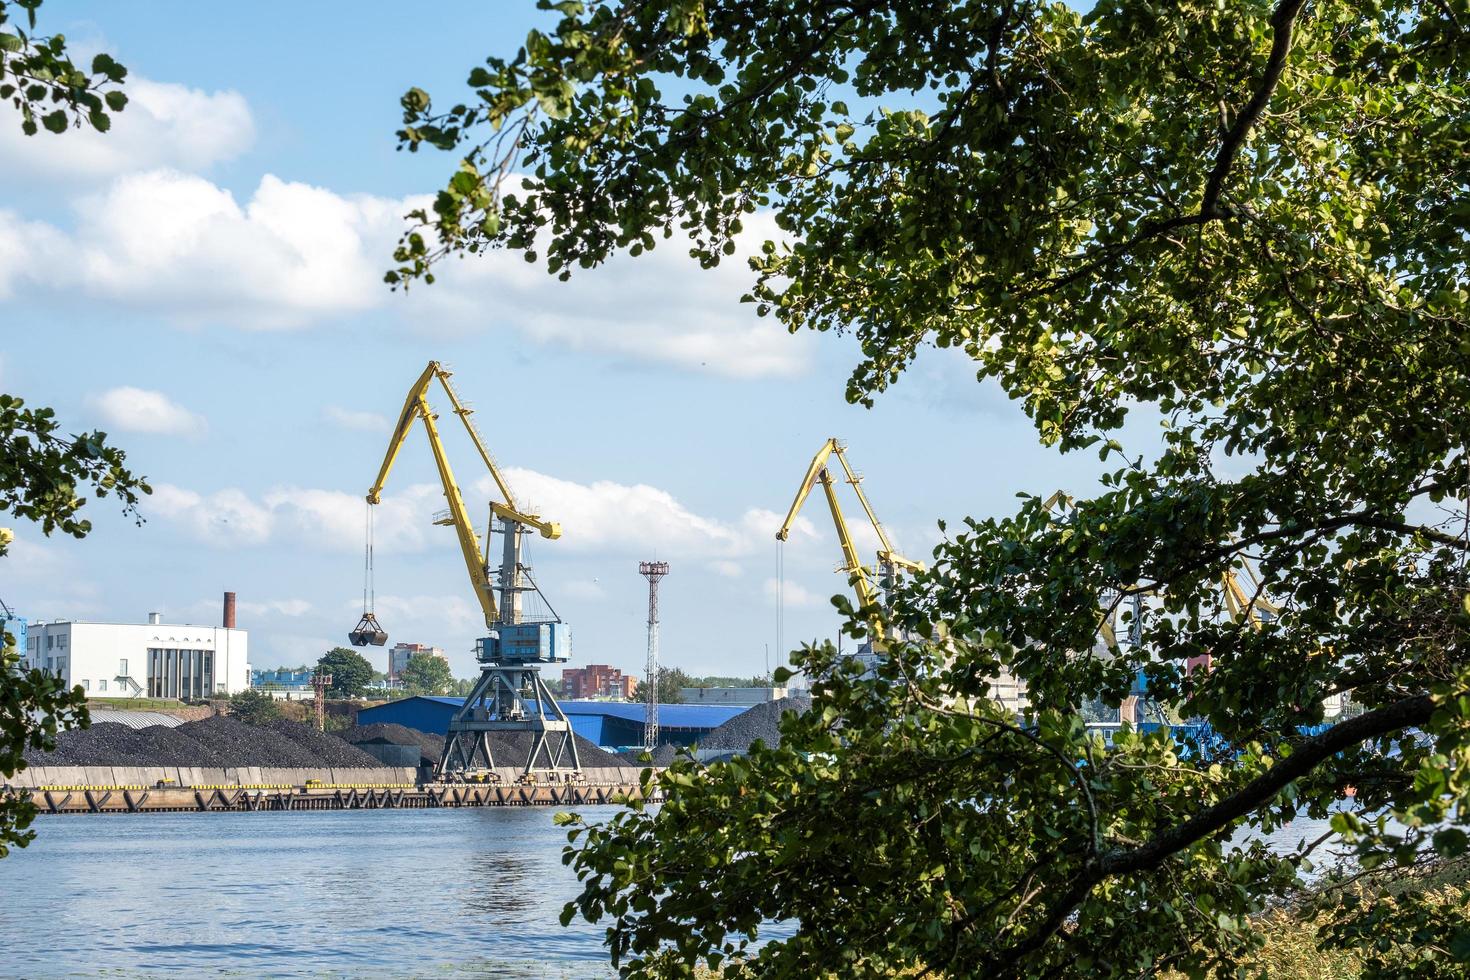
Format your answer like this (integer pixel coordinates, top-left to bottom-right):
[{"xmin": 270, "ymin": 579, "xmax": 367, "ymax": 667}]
[
  {"xmin": 361, "ymin": 696, "xmax": 752, "ymax": 748},
  {"xmin": 410, "ymin": 696, "xmax": 748, "ymax": 730}
]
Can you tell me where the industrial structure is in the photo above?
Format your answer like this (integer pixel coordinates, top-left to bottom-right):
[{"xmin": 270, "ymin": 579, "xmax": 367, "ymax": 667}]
[
  {"xmin": 23, "ymin": 594, "xmax": 250, "ymax": 699},
  {"xmin": 639, "ymin": 561, "xmax": 669, "ymax": 752},
  {"xmin": 776, "ymin": 439, "xmax": 925, "ymax": 675},
  {"xmin": 361, "ymin": 361, "xmax": 578, "ymax": 777}
]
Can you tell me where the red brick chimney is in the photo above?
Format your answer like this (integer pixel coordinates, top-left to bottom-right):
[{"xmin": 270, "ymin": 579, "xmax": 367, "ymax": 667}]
[{"xmin": 223, "ymin": 591, "xmax": 237, "ymax": 629}]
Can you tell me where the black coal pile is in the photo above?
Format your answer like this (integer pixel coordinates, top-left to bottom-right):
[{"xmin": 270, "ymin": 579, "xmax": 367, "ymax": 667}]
[
  {"xmin": 700, "ymin": 696, "xmax": 812, "ymax": 752},
  {"xmin": 172, "ymin": 716, "xmax": 323, "ymax": 767},
  {"xmin": 264, "ymin": 720, "xmax": 382, "ymax": 767},
  {"xmin": 26, "ymin": 713, "xmax": 624, "ymax": 770},
  {"xmin": 473, "ymin": 730, "xmax": 624, "ymax": 769},
  {"xmin": 132, "ymin": 725, "xmax": 230, "ymax": 767},
  {"xmin": 340, "ymin": 723, "xmax": 445, "ymax": 767},
  {"xmin": 24, "ymin": 722, "xmax": 154, "ymax": 765}
]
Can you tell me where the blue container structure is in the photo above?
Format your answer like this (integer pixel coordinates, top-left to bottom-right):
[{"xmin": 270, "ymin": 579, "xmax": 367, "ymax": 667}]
[
  {"xmin": 476, "ymin": 623, "xmax": 571, "ymax": 664},
  {"xmin": 358, "ymin": 695, "xmax": 749, "ymax": 750}
]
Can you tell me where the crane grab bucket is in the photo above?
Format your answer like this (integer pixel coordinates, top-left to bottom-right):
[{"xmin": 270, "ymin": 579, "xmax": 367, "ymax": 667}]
[{"xmin": 349, "ymin": 612, "xmax": 388, "ymax": 647}]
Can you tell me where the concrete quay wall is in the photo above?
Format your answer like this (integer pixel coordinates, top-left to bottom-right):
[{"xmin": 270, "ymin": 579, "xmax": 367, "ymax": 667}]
[{"xmin": 4, "ymin": 765, "xmax": 650, "ymax": 790}]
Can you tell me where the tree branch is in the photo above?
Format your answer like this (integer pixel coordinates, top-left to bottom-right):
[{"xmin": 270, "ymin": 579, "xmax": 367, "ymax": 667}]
[
  {"xmin": 974, "ymin": 693, "xmax": 1437, "ymax": 975},
  {"xmin": 1021, "ymin": 0, "xmax": 1308, "ymax": 298},
  {"xmin": 1200, "ymin": 0, "xmax": 1307, "ymax": 217},
  {"xmin": 1101, "ymin": 693, "xmax": 1433, "ymax": 876}
]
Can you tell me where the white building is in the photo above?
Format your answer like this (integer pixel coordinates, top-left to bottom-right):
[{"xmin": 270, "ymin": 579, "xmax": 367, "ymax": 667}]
[{"xmin": 25, "ymin": 610, "xmax": 250, "ymax": 699}]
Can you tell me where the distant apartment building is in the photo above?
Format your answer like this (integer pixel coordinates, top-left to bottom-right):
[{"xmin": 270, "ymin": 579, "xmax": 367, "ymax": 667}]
[
  {"xmin": 387, "ymin": 643, "xmax": 447, "ymax": 685},
  {"xmin": 562, "ymin": 664, "xmax": 636, "ymax": 700},
  {"xmin": 25, "ymin": 596, "xmax": 249, "ymax": 699}
]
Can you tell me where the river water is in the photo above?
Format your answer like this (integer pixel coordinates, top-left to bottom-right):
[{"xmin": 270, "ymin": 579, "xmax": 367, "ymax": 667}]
[
  {"xmin": 0, "ymin": 806, "xmax": 1346, "ymax": 978},
  {"xmin": 0, "ymin": 807, "xmax": 625, "ymax": 979}
]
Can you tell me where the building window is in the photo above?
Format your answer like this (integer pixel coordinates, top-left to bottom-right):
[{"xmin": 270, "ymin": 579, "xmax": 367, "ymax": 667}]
[
  {"xmin": 81, "ymin": 679, "xmax": 89, "ymax": 691},
  {"xmin": 46, "ymin": 635, "xmax": 54, "ymax": 650},
  {"xmin": 58, "ymin": 635, "xmax": 67, "ymax": 649},
  {"xmin": 119, "ymin": 658, "xmax": 129, "ymax": 677},
  {"xmin": 98, "ymin": 679, "xmax": 107, "ymax": 692}
]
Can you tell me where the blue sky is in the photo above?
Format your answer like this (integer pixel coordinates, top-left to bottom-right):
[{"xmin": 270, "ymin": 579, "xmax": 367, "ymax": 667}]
[{"xmin": 1, "ymin": 2, "xmax": 1134, "ymax": 680}]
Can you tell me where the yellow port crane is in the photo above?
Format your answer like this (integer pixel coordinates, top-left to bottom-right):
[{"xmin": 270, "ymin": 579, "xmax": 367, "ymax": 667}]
[
  {"xmin": 360, "ymin": 360, "xmax": 579, "ymax": 777},
  {"xmin": 366, "ymin": 360, "xmax": 561, "ymax": 630},
  {"xmin": 775, "ymin": 438, "xmax": 924, "ymax": 629}
]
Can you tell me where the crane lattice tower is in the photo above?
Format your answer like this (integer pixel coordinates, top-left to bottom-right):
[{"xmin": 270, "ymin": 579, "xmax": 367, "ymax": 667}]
[{"xmin": 639, "ymin": 561, "xmax": 669, "ymax": 752}]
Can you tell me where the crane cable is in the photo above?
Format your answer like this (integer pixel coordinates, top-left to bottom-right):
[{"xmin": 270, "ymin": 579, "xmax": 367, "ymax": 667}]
[
  {"xmin": 362, "ymin": 500, "xmax": 376, "ymax": 615},
  {"xmin": 776, "ymin": 540, "xmax": 784, "ymax": 669}
]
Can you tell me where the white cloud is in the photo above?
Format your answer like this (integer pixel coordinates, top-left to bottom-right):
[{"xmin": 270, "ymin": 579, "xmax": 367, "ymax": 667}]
[
  {"xmin": 0, "ymin": 165, "xmax": 810, "ymax": 378},
  {"xmin": 148, "ymin": 483, "xmax": 274, "ymax": 547},
  {"xmin": 324, "ymin": 405, "xmax": 391, "ymax": 432},
  {"xmin": 60, "ymin": 171, "xmax": 397, "ymax": 327},
  {"xmin": 0, "ymin": 77, "xmax": 254, "ymax": 180},
  {"xmin": 262, "ymin": 484, "xmax": 440, "ymax": 554},
  {"xmin": 493, "ymin": 467, "xmax": 778, "ymax": 559},
  {"xmin": 89, "ymin": 386, "xmax": 206, "ymax": 436},
  {"xmin": 764, "ymin": 577, "xmax": 825, "ymax": 609},
  {"xmin": 146, "ymin": 481, "xmax": 441, "ymax": 553},
  {"xmin": 420, "ymin": 210, "xmax": 810, "ymax": 379},
  {"xmin": 0, "ymin": 211, "xmax": 67, "ymax": 298},
  {"xmin": 144, "ymin": 466, "xmax": 791, "ymax": 568}
]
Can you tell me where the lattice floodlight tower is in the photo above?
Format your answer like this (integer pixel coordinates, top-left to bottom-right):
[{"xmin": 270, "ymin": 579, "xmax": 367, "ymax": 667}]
[
  {"xmin": 364, "ymin": 360, "xmax": 579, "ymax": 780},
  {"xmin": 639, "ymin": 561, "xmax": 669, "ymax": 752}
]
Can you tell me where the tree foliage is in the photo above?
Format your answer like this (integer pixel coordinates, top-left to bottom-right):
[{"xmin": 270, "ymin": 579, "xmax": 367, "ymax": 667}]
[
  {"xmin": 632, "ymin": 666, "xmax": 688, "ymax": 705},
  {"xmin": 404, "ymin": 0, "xmax": 1470, "ymax": 975},
  {"xmin": 228, "ymin": 687, "xmax": 282, "ymax": 726},
  {"xmin": 0, "ymin": 395, "xmax": 151, "ymax": 548},
  {"xmin": 399, "ymin": 653, "xmax": 453, "ymax": 696},
  {"xmin": 0, "ymin": 0, "xmax": 128, "ymax": 136},
  {"xmin": 1, "ymin": 2, "xmax": 138, "ymax": 861},
  {"xmin": 317, "ymin": 648, "xmax": 375, "ymax": 698}
]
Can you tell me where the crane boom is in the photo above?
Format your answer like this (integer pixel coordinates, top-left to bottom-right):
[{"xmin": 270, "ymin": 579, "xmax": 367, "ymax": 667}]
[
  {"xmin": 365, "ymin": 360, "xmax": 563, "ymax": 629},
  {"xmin": 776, "ymin": 438, "xmax": 923, "ymax": 615}
]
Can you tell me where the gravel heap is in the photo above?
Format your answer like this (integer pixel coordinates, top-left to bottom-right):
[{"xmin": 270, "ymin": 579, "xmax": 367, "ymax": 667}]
[
  {"xmin": 27, "ymin": 715, "xmax": 398, "ymax": 769},
  {"xmin": 340, "ymin": 723, "xmax": 445, "ymax": 767},
  {"xmin": 699, "ymin": 696, "xmax": 812, "ymax": 752}
]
